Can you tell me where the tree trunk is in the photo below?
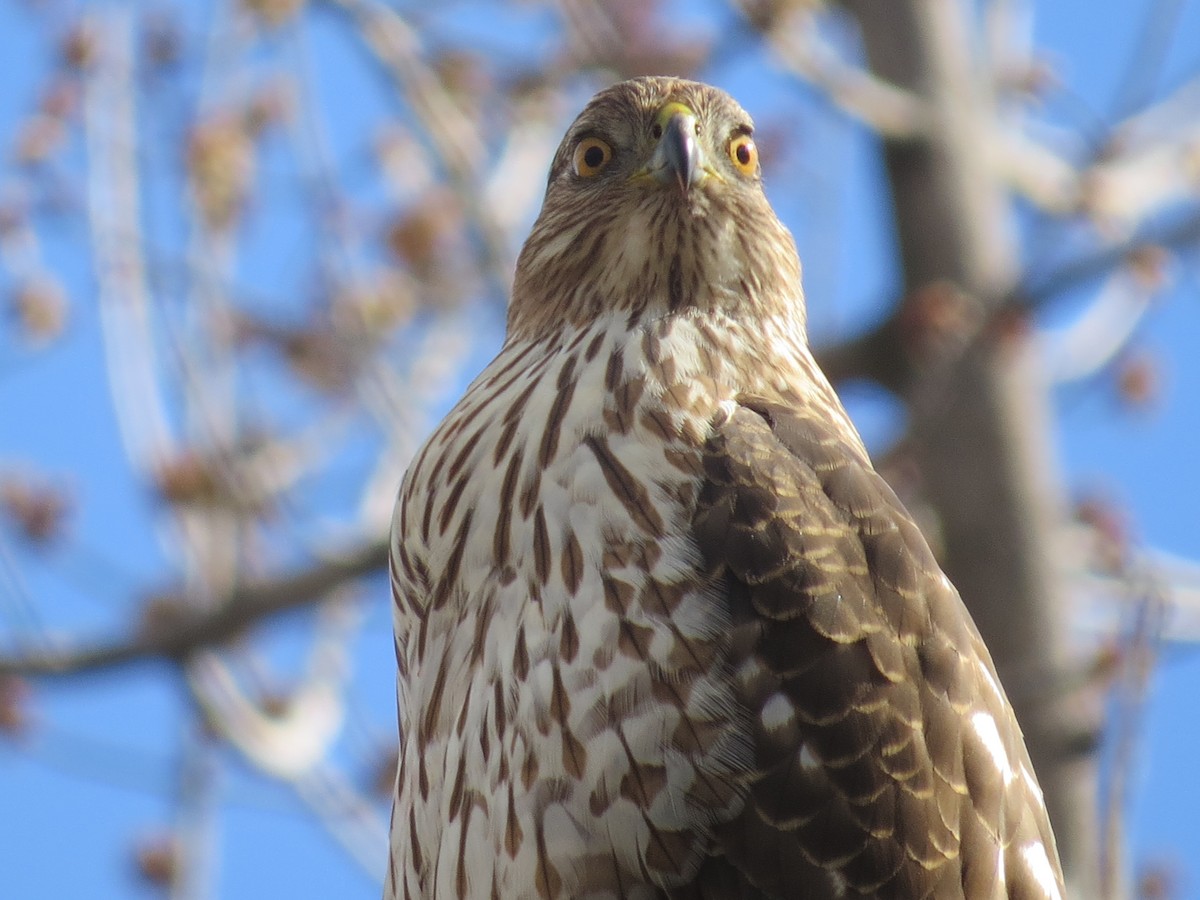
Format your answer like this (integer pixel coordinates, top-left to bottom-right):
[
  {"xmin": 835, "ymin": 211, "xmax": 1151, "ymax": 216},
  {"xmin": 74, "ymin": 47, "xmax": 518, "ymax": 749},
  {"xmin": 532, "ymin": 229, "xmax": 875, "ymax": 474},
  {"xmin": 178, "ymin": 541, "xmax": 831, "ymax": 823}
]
[{"xmin": 840, "ymin": 1, "xmax": 1102, "ymax": 894}]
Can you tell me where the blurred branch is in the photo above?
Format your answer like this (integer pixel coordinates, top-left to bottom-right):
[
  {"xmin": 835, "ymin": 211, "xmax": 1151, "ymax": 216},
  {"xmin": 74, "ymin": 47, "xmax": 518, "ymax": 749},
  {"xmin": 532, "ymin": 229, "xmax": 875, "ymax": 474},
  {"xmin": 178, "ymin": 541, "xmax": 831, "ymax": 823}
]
[
  {"xmin": 815, "ymin": 281, "xmax": 987, "ymax": 396},
  {"xmin": 291, "ymin": 764, "xmax": 389, "ymax": 880},
  {"xmin": 813, "ymin": 315, "xmax": 906, "ymax": 390},
  {"xmin": 0, "ymin": 538, "xmax": 388, "ymax": 678},
  {"xmin": 816, "ymin": 205, "xmax": 1200, "ymax": 393},
  {"xmin": 1065, "ymin": 524, "xmax": 1200, "ymax": 643},
  {"xmin": 1019, "ymin": 207, "xmax": 1200, "ymax": 305},
  {"xmin": 1040, "ymin": 263, "xmax": 1163, "ymax": 385},
  {"xmin": 1099, "ymin": 569, "xmax": 1168, "ymax": 900},
  {"xmin": 1000, "ymin": 74, "xmax": 1200, "ymax": 226},
  {"xmin": 324, "ymin": 0, "xmax": 514, "ymax": 293},
  {"xmin": 187, "ymin": 600, "xmax": 358, "ymax": 778},
  {"xmin": 170, "ymin": 730, "xmax": 219, "ymax": 900},
  {"xmin": 736, "ymin": 2, "xmax": 930, "ymax": 139},
  {"xmin": 84, "ymin": 8, "xmax": 175, "ymax": 468},
  {"xmin": 1108, "ymin": 0, "xmax": 1187, "ymax": 121}
]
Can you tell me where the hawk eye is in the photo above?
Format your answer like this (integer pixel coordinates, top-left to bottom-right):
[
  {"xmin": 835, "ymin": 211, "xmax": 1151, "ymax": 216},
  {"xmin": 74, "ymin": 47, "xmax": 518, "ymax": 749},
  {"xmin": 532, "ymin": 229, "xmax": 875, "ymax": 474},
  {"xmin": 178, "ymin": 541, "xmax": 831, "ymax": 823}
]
[
  {"xmin": 573, "ymin": 138, "xmax": 613, "ymax": 177},
  {"xmin": 728, "ymin": 133, "xmax": 758, "ymax": 175}
]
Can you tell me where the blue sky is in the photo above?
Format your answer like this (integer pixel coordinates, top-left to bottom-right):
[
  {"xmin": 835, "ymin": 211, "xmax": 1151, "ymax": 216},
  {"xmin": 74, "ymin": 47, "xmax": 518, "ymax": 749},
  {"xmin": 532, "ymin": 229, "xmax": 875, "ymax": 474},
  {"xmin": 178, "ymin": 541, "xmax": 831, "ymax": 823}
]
[{"xmin": 2, "ymin": 0, "xmax": 1200, "ymax": 897}]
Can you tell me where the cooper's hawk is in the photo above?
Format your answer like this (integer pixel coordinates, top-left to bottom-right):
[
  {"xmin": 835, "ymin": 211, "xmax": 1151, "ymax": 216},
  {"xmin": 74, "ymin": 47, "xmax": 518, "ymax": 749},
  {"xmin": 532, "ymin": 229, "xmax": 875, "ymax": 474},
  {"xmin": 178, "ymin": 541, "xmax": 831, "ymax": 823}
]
[{"xmin": 386, "ymin": 77, "xmax": 1065, "ymax": 899}]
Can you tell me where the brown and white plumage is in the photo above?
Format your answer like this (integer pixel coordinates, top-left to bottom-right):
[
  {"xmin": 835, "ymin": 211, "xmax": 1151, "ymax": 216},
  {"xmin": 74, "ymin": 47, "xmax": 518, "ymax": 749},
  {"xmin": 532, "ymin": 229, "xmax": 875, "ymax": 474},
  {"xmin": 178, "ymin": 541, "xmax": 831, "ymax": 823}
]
[{"xmin": 385, "ymin": 77, "xmax": 1064, "ymax": 899}]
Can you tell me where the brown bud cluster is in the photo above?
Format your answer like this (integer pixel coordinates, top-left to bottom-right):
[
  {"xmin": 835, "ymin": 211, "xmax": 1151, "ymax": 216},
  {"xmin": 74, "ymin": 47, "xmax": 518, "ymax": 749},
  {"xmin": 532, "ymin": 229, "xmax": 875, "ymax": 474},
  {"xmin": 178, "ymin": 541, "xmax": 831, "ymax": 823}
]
[
  {"xmin": 0, "ymin": 474, "xmax": 71, "ymax": 546},
  {"xmin": 187, "ymin": 117, "xmax": 255, "ymax": 231}
]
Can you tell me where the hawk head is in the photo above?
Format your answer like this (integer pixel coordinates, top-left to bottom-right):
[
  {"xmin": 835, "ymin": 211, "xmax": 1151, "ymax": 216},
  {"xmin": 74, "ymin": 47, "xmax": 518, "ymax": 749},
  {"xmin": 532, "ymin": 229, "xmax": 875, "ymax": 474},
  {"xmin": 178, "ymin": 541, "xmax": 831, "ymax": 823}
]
[{"xmin": 510, "ymin": 77, "xmax": 803, "ymax": 340}]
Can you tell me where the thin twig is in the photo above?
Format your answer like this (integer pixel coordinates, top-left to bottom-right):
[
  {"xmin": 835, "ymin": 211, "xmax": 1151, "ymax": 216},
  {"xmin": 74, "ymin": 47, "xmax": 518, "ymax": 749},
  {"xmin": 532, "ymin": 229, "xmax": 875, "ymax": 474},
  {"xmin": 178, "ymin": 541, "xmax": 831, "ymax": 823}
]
[
  {"xmin": 734, "ymin": 0, "xmax": 930, "ymax": 139},
  {"xmin": 1019, "ymin": 209, "xmax": 1200, "ymax": 306},
  {"xmin": 324, "ymin": 0, "xmax": 515, "ymax": 295},
  {"xmin": 0, "ymin": 538, "xmax": 388, "ymax": 678}
]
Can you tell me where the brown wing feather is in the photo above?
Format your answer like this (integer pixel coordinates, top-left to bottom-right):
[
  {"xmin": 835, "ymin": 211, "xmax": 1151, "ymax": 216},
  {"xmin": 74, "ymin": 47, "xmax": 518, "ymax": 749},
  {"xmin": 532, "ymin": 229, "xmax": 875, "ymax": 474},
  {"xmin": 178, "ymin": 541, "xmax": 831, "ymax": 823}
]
[{"xmin": 685, "ymin": 395, "xmax": 1063, "ymax": 900}]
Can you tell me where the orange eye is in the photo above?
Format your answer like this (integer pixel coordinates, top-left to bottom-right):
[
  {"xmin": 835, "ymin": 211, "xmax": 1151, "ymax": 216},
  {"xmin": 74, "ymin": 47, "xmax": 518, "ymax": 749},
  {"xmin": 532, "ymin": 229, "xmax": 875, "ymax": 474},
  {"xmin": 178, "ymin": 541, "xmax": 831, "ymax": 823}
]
[
  {"xmin": 728, "ymin": 134, "xmax": 758, "ymax": 175},
  {"xmin": 573, "ymin": 138, "xmax": 613, "ymax": 177}
]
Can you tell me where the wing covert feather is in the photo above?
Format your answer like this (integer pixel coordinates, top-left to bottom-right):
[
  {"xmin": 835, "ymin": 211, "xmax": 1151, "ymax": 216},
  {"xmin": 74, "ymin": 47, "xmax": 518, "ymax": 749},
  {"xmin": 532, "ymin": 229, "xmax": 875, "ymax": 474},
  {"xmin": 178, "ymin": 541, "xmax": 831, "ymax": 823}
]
[{"xmin": 686, "ymin": 396, "xmax": 1062, "ymax": 899}]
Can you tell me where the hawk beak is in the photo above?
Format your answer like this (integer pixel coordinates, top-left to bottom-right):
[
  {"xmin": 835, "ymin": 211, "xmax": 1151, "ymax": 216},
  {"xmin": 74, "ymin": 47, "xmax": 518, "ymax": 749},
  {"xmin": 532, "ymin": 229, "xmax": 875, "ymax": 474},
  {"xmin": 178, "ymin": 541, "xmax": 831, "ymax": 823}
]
[{"xmin": 650, "ymin": 102, "xmax": 703, "ymax": 197}]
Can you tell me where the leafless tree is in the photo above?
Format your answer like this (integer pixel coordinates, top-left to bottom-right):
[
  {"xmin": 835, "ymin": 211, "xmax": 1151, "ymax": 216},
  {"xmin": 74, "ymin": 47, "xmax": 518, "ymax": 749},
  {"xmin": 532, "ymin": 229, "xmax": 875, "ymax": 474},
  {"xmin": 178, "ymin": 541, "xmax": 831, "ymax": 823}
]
[{"xmin": 2, "ymin": 0, "xmax": 1197, "ymax": 896}]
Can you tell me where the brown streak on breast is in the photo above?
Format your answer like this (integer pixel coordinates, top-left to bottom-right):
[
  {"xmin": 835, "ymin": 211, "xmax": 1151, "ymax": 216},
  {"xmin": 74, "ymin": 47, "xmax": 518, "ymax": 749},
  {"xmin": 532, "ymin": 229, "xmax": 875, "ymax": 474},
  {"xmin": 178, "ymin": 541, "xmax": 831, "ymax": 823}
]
[
  {"xmin": 419, "ymin": 487, "xmax": 436, "ymax": 545},
  {"xmin": 424, "ymin": 436, "xmax": 451, "ymax": 490},
  {"xmin": 550, "ymin": 664, "xmax": 571, "ymax": 725},
  {"xmin": 605, "ymin": 375, "xmax": 645, "ymax": 436},
  {"xmin": 559, "ymin": 610, "xmax": 580, "ymax": 663},
  {"xmin": 615, "ymin": 727, "xmax": 666, "ymax": 812},
  {"xmin": 562, "ymin": 530, "xmax": 583, "ymax": 595},
  {"xmin": 584, "ymin": 329, "xmax": 606, "ymax": 362},
  {"xmin": 532, "ymin": 506, "xmax": 551, "ymax": 586},
  {"xmin": 456, "ymin": 792, "xmax": 474, "ymax": 897},
  {"xmin": 604, "ymin": 346, "xmax": 624, "ymax": 391},
  {"xmin": 470, "ymin": 599, "xmax": 492, "ymax": 667},
  {"xmin": 448, "ymin": 751, "xmax": 467, "ymax": 822},
  {"xmin": 482, "ymin": 340, "xmax": 537, "ymax": 389},
  {"xmin": 479, "ymin": 712, "xmax": 491, "ymax": 762},
  {"xmin": 522, "ymin": 750, "xmax": 539, "ymax": 791},
  {"xmin": 513, "ymin": 627, "xmax": 530, "ymax": 681},
  {"xmin": 552, "ymin": 672, "xmax": 590, "ymax": 782},
  {"xmin": 641, "ymin": 329, "xmax": 664, "ymax": 366},
  {"xmin": 534, "ymin": 820, "xmax": 562, "ymax": 900},
  {"xmin": 409, "ymin": 806, "xmax": 424, "ymax": 871},
  {"xmin": 584, "ymin": 434, "xmax": 665, "ymax": 537},
  {"xmin": 504, "ymin": 781, "xmax": 522, "ymax": 858},
  {"xmin": 493, "ymin": 678, "xmax": 508, "ymax": 737},
  {"xmin": 494, "ymin": 380, "xmax": 540, "ymax": 465},
  {"xmin": 445, "ymin": 422, "xmax": 486, "ymax": 486},
  {"xmin": 563, "ymin": 728, "xmax": 587, "ymax": 780},
  {"xmin": 618, "ymin": 619, "xmax": 655, "ymax": 661},
  {"xmin": 643, "ymin": 405, "xmax": 683, "ymax": 445},
  {"xmin": 601, "ymin": 574, "xmax": 635, "ymax": 614},
  {"xmin": 412, "ymin": 556, "xmax": 431, "ymax": 596},
  {"xmin": 663, "ymin": 447, "xmax": 703, "ymax": 476},
  {"xmin": 538, "ymin": 357, "xmax": 578, "ymax": 467},
  {"xmin": 494, "ymin": 450, "xmax": 522, "ymax": 565},
  {"xmin": 455, "ymin": 692, "xmax": 470, "ymax": 737},
  {"xmin": 387, "ymin": 846, "xmax": 399, "ymax": 897},
  {"xmin": 433, "ymin": 509, "xmax": 474, "ymax": 609},
  {"xmin": 589, "ymin": 780, "xmax": 614, "ymax": 816},
  {"xmin": 438, "ymin": 475, "xmax": 470, "ymax": 536},
  {"xmin": 418, "ymin": 754, "xmax": 430, "ymax": 802},
  {"xmin": 519, "ymin": 469, "xmax": 541, "ymax": 519},
  {"xmin": 667, "ymin": 253, "xmax": 685, "ymax": 313},
  {"xmin": 415, "ymin": 615, "xmax": 430, "ymax": 673},
  {"xmin": 420, "ymin": 653, "xmax": 451, "ymax": 747}
]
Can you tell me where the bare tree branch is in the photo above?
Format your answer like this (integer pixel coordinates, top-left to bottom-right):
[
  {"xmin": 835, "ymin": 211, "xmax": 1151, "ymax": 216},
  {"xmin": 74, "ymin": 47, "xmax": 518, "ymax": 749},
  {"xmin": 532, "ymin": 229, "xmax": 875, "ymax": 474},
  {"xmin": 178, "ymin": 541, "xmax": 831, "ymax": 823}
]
[
  {"xmin": 815, "ymin": 203, "xmax": 1200, "ymax": 391},
  {"xmin": 1019, "ymin": 207, "xmax": 1200, "ymax": 305},
  {"xmin": 733, "ymin": 1, "xmax": 932, "ymax": 140},
  {"xmin": 999, "ymin": 73, "xmax": 1200, "ymax": 225},
  {"xmin": 0, "ymin": 538, "xmax": 388, "ymax": 678},
  {"xmin": 323, "ymin": 0, "xmax": 515, "ymax": 293}
]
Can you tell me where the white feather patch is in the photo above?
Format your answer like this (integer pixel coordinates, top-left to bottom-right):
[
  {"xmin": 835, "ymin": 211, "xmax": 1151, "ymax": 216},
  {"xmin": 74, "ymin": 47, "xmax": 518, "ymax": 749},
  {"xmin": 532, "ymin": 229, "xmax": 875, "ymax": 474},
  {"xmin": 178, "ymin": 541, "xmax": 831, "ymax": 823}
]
[
  {"xmin": 1020, "ymin": 841, "xmax": 1063, "ymax": 899},
  {"xmin": 759, "ymin": 693, "xmax": 794, "ymax": 733},
  {"xmin": 798, "ymin": 743, "xmax": 820, "ymax": 771},
  {"xmin": 970, "ymin": 710, "xmax": 1015, "ymax": 785}
]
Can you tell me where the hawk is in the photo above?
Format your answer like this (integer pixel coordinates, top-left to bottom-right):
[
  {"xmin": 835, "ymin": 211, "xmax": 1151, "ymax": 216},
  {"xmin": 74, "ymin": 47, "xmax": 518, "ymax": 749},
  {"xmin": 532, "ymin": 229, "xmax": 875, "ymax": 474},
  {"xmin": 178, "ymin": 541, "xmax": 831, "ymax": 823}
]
[{"xmin": 386, "ymin": 77, "xmax": 1065, "ymax": 900}]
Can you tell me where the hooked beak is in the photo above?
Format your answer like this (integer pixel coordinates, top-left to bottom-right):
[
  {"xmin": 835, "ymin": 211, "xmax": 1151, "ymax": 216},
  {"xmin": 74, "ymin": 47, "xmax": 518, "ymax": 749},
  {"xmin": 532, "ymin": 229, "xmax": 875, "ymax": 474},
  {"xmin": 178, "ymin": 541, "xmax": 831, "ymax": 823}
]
[{"xmin": 648, "ymin": 102, "xmax": 703, "ymax": 197}]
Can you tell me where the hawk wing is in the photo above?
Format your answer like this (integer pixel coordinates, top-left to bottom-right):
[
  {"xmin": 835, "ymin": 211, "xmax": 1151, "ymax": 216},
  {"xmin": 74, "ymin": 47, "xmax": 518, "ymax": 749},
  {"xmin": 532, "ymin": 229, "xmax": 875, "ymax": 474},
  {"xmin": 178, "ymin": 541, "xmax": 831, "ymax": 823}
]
[{"xmin": 686, "ymin": 395, "xmax": 1064, "ymax": 899}]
